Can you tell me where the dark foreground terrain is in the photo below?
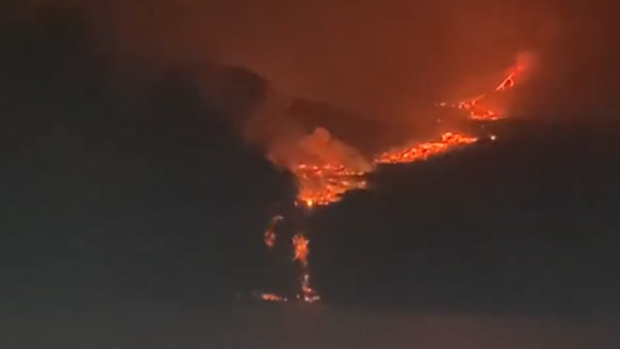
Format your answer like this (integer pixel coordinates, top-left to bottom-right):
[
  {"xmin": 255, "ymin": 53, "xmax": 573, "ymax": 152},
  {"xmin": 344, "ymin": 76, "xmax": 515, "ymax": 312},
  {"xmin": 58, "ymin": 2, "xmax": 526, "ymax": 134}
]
[{"xmin": 2, "ymin": 301, "xmax": 619, "ymax": 349}]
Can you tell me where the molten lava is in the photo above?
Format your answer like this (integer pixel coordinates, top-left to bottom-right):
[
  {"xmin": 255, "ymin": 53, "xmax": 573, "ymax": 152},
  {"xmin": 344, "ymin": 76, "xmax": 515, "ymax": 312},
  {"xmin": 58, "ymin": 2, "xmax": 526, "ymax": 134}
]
[
  {"xmin": 261, "ymin": 292, "xmax": 287, "ymax": 302},
  {"xmin": 256, "ymin": 57, "xmax": 528, "ymax": 304},
  {"xmin": 289, "ymin": 131, "xmax": 477, "ymax": 206},
  {"xmin": 263, "ymin": 215, "xmax": 283, "ymax": 248},
  {"xmin": 375, "ymin": 132, "xmax": 478, "ymax": 164},
  {"xmin": 291, "ymin": 163, "xmax": 367, "ymax": 207},
  {"xmin": 293, "ymin": 233, "xmax": 310, "ymax": 266},
  {"xmin": 300, "ymin": 273, "xmax": 320, "ymax": 303},
  {"xmin": 258, "ymin": 131, "xmax": 479, "ymax": 303},
  {"xmin": 256, "ymin": 131, "xmax": 479, "ymax": 303},
  {"xmin": 445, "ymin": 60, "xmax": 529, "ymax": 120},
  {"xmin": 293, "ymin": 233, "xmax": 320, "ymax": 302}
]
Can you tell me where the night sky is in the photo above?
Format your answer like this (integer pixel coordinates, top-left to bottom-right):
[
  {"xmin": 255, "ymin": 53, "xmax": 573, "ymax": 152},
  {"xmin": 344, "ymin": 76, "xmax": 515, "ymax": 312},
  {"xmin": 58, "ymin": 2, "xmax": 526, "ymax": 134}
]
[{"xmin": 2, "ymin": 3, "xmax": 620, "ymax": 348}]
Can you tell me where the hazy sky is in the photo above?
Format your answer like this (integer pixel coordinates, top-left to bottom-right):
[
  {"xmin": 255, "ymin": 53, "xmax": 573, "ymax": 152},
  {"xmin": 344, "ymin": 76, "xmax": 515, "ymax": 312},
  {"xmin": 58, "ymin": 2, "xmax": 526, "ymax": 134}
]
[{"xmin": 10, "ymin": 0, "xmax": 572, "ymax": 121}]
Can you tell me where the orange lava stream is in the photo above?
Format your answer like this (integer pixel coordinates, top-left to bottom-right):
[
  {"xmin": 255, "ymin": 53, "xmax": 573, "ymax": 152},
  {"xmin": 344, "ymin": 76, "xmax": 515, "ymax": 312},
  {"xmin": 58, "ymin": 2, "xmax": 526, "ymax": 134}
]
[
  {"xmin": 293, "ymin": 233, "xmax": 310, "ymax": 265},
  {"xmin": 446, "ymin": 61, "xmax": 528, "ymax": 121},
  {"xmin": 257, "ymin": 131, "xmax": 477, "ymax": 303},
  {"xmin": 375, "ymin": 132, "xmax": 478, "ymax": 164},
  {"xmin": 257, "ymin": 59, "xmax": 527, "ymax": 304},
  {"xmin": 456, "ymin": 95, "xmax": 500, "ymax": 121},
  {"xmin": 293, "ymin": 233, "xmax": 320, "ymax": 303},
  {"xmin": 263, "ymin": 215, "xmax": 283, "ymax": 248},
  {"xmin": 261, "ymin": 292, "xmax": 287, "ymax": 302},
  {"xmin": 290, "ymin": 131, "xmax": 478, "ymax": 207},
  {"xmin": 292, "ymin": 163, "xmax": 367, "ymax": 207}
]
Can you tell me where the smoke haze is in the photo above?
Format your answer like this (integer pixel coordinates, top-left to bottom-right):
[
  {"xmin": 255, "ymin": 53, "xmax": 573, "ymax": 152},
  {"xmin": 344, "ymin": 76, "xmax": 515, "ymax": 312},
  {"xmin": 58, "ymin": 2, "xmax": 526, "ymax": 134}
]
[{"xmin": 10, "ymin": 0, "xmax": 618, "ymax": 122}]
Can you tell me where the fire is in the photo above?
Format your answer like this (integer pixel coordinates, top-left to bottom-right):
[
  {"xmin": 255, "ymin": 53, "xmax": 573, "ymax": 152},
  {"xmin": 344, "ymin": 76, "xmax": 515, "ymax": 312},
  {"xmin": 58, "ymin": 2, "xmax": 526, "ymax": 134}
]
[
  {"xmin": 300, "ymin": 273, "xmax": 320, "ymax": 303},
  {"xmin": 278, "ymin": 130, "xmax": 477, "ymax": 211},
  {"xmin": 258, "ymin": 131, "xmax": 478, "ymax": 303},
  {"xmin": 255, "ymin": 57, "xmax": 527, "ymax": 304},
  {"xmin": 457, "ymin": 95, "xmax": 499, "ymax": 121},
  {"xmin": 293, "ymin": 233, "xmax": 320, "ymax": 302},
  {"xmin": 263, "ymin": 215, "xmax": 283, "ymax": 248},
  {"xmin": 289, "ymin": 132, "xmax": 477, "ymax": 206},
  {"xmin": 291, "ymin": 163, "xmax": 367, "ymax": 207},
  {"xmin": 495, "ymin": 63, "xmax": 526, "ymax": 92},
  {"xmin": 444, "ymin": 59, "xmax": 530, "ymax": 120},
  {"xmin": 293, "ymin": 233, "xmax": 310, "ymax": 266},
  {"xmin": 374, "ymin": 132, "xmax": 478, "ymax": 164},
  {"xmin": 261, "ymin": 292, "xmax": 287, "ymax": 302}
]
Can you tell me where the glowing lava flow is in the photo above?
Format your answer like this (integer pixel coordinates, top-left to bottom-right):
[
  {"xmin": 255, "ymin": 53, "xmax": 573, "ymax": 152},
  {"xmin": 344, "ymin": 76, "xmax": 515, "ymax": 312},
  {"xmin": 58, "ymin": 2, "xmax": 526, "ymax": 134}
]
[
  {"xmin": 257, "ymin": 131, "xmax": 478, "ymax": 303},
  {"xmin": 263, "ymin": 215, "xmax": 283, "ymax": 248},
  {"xmin": 293, "ymin": 233, "xmax": 320, "ymax": 302},
  {"xmin": 443, "ymin": 60, "xmax": 529, "ymax": 120},
  {"xmin": 289, "ymin": 132, "xmax": 478, "ymax": 208},
  {"xmin": 261, "ymin": 292, "xmax": 287, "ymax": 302},
  {"xmin": 375, "ymin": 132, "xmax": 478, "ymax": 164},
  {"xmin": 291, "ymin": 163, "xmax": 367, "ymax": 207},
  {"xmin": 256, "ymin": 58, "xmax": 529, "ymax": 304}
]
